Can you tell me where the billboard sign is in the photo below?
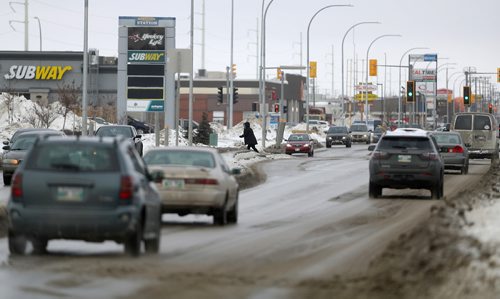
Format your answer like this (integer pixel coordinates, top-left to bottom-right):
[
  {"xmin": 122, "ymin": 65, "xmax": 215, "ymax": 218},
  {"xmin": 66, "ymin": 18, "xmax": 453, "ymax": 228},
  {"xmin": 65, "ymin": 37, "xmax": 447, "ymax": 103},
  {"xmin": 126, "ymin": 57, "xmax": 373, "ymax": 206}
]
[
  {"xmin": 412, "ymin": 69, "xmax": 436, "ymax": 81},
  {"xmin": 416, "ymin": 81, "xmax": 435, "ymax": 96},
  {"xmin": 127, "ymin": 50, "xmax": 165, "ymax": 63},
  {"xmin": 128, "ymin": 27, "xmax": 165, "ymax": 50},
  {"xmin": 4, "ymin": 65, "xmax": 72, "ymax": 80},
  {"xmin": 134, "ymin": 17, "xmax": 159, "ymax": 26},
  {"xmin": 127, "ymin": 100, "xmax": 164, "ymax": 112}
]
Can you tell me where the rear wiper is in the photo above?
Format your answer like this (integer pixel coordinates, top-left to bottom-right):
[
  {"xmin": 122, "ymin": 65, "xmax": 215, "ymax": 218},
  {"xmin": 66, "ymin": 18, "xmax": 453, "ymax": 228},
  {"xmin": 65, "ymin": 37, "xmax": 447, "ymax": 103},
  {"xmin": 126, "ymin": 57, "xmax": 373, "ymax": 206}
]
[
  {"xmin": 391, "ymin": 145, "xmax": 407, "ymax": 149},
  {"xmin": 50, "ymin": 163, "xmax": 81, "ymax": 171}
]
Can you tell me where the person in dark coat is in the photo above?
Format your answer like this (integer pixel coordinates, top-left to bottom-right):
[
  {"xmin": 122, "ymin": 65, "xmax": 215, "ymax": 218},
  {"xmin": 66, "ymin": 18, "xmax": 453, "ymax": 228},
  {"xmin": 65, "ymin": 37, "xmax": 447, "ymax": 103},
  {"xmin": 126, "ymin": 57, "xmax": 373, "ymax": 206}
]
[{"xmin": 239, "ymin": 121, "xmax": 259, "ymax": 152}]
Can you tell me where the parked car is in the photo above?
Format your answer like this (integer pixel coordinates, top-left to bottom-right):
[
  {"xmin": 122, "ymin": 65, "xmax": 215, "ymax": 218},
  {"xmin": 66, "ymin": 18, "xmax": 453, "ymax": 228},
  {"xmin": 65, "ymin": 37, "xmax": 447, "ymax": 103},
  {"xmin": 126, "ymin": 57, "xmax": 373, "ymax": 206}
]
[
  {"xmin": 2, "ymin": 129, "xmax": 65, "ymax": 185},
  {"xmin": 2, "ymin": 128, "xmax": 58, "ymax": 147},
  {"xmin": 7, "ymin": 136, "xmax": 161, "ymax": 256},
  {"xmin": 144, "ymin": 147, "xmax": 240, "ymax": 225},
  {"xmin": 325, "ymin": 126, "xmax": 352, "ymax": 148},
  {"xmin": 285, "ymin": 133, "xmax": 314, "ymax": 157},
  {"xmin": 368, "ymin": 128, "xmax": 444, "ymax": 199},
  {"xmin": 451, "ymin": 112, "xmax": 499, "ymax": 162},
  {"xmin": 431, "ymin": 131, "xmax": 469, "ymax": 174},
  {"xmin": 128, "ymin": 115, "xmax": 154, "ymax": 134},
  {"xmin": 95, "ymin": 125, "xmax": 144, "ymax": 156},
  {"xmin": 350, "ymin": 124, "xmax": 371, "ymax": 144}
]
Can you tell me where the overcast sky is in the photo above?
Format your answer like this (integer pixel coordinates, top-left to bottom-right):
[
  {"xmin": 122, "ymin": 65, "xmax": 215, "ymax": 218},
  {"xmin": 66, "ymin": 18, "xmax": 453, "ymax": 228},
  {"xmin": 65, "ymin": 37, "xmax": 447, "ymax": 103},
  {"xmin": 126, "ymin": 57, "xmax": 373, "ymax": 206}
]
[{"xmin": 0, "ymin": 0, "xmax": 499, "ymax": 98}]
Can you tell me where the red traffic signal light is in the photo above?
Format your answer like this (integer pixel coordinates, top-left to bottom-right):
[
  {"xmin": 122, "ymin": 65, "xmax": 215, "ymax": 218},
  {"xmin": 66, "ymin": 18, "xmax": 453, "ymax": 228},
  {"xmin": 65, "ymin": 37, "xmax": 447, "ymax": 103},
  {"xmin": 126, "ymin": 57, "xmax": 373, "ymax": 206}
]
[{"xmin": 274, "ymin": 104, "xmax": 279, "ymax": 113}]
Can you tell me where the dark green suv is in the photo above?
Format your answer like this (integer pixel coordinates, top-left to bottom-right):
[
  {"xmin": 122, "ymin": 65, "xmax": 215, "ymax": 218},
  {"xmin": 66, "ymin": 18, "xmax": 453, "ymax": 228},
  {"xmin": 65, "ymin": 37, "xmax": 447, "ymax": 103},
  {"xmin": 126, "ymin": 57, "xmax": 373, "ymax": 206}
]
[
  {"xmin": 7, "ymin": 136, "xmax": 161, "ymax": 256},
  {"xmin": 326, "ymin": 126, "xmax": 352, "ymax": 148}
]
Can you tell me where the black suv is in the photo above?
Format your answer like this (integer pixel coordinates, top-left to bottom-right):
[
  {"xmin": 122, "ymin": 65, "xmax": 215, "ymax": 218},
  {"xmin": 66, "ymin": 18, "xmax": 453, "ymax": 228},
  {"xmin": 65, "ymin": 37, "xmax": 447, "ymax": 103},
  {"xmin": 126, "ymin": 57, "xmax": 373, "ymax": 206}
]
[
  {"xmin": 7, "ymin": 135, "xmax": 161, "ymax": 256},
  {"xmin": 128, "ymin": 116, "xmax": 154, "ymax": 134},
  {"xmin": 326, "ymin": 126, "xmax": 352, "ymax": 148}
]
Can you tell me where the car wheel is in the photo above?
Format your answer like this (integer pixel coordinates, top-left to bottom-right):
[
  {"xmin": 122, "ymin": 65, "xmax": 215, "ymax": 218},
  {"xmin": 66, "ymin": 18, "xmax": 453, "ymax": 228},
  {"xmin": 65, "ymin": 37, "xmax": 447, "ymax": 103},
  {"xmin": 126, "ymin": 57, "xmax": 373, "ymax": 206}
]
[
  {"xmin": 346, "ymin": 142, "xmax": 351, "ymax": 148},
  {"xmin": 3, "ymin": 173, "xmax": 11, "ymax": 186},
  {"xmin": 214, "ymin": 198, "xmax": 228, "ymax": 226},
  {"xmin": 369, "ymin": 181, "xmax": 382, "ymax": 198},
  {"xmin": 431, "ymin": 179, "xmax": 443, "ymax": 200},
  {"xmin": 463, "ymin": 160, "xmax": 469, "ymax": 175},
  {"xmin": 227, "ymin": 194, "xmax": 239, "ymax": 224},
  {"xmin": 326, "ymin": 142, "xmax": 331, "ymax": 148},
  {"xmin": 32, "ymin": 238, "xmax": 48, "ymax": 255},
  {"xmin": 125, "ymin": 220, "xmax": 142, "ymax": 257},
  {"xmin": 8, "ymin": 230, "xmax": 27, "ymax": 255}
]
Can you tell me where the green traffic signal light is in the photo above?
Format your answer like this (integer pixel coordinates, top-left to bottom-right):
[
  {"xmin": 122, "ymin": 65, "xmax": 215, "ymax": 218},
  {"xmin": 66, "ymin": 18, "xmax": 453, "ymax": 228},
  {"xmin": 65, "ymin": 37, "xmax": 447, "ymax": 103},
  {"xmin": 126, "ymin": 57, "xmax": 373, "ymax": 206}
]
[{"xmin": 408, "ymin": 92, "xmax": 413, "ymax": 97}]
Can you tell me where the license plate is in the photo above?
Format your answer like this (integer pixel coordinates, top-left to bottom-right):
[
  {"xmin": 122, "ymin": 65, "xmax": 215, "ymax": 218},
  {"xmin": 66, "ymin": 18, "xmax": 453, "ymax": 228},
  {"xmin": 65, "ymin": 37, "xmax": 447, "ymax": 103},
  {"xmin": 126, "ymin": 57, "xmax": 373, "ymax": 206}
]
[
  {"xmin": 57, "ymin": 187, "xmax": 84, "ymax": 202},
  {"xmin": 398, "ymin": 155, "xmax": 411, "ymax": 163},
  {"xmin": 162, "ymin": 179, "xmax": 185, "ymax": 189},
  {"xmin": 295, "ymin": 148, "xmax": 300, "ymax": 152}
]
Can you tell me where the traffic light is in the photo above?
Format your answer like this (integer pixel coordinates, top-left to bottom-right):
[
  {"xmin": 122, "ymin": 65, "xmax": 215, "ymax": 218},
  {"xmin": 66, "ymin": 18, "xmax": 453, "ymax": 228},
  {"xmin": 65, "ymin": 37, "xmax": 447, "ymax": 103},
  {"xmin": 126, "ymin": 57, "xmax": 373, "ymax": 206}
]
[
  {"xmin": 497, "ymin": 68, "xmax": 500, "ymax": 83},
  {"xmin": 271, "ymin": 90, "xmax": 277, "ymax": 101},
  {"xmin": 233, "ymin": 87, "xmax": 239, "ymax": 104},
  {"xmin": 369, "ymin": 59, "xmax": 377, "ymax": 76},
  {"xmin": 277, "ymin": 67, "xmax": 282, "ymax": 80},
  {"xmin": 489, "ymin": 103, "xmax": 493, "ymax": 114},
  {"xmin": 309, "ymin": 61, "xmax": 317, "ymax": 78},
  {"xmin": 274, "ymin": 103, "xmax": 279, "ymax": 113},
  {"xmin": 283, "ymin": 105, "xmax": 288, "ymax": 113},
  {"xmin": 231, "ymin": 64, "xmax": 237, "ymax": 78},
  {"xmin": 217, "ymin": 86, "xmax": 223, "ymax": 104},
  {"xmin": 406, "ymin": 80, "xmax": 415, "ymax": 102},
  {"xmin": 463, "ymin": 86, "xmax": 471, "ymax": 105}
]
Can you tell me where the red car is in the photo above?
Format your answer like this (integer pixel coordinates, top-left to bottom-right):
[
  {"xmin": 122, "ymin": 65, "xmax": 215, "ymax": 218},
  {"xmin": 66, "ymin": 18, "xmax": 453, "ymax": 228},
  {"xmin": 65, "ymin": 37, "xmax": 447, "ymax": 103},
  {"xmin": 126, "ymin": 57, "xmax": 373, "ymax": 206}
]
[{"xmin": 285, "ymin": 133, "xmax": 314, "ymax": 157}]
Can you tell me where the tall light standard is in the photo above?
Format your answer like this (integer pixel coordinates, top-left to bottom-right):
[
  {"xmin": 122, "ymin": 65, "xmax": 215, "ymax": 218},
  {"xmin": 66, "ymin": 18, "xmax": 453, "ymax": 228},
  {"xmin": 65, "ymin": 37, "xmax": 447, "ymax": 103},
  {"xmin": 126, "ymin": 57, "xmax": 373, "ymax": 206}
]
[
  {"xmin": 306, "ymin": 4, "xmax": 353, "ymax": 133},
  {"xmin": 437, "ymin": 63, "xmax": 457, "ymax": 122},
  {"xmin": 364, "ymin": 34, "xmax": 401, "ymax": 125},
  {"xmin": 397, "ymin": 47, "xmax": 428, "ymax": 124},
  {"xmin": 259, "ymin": 0, "xmax": 276, "ymax": 148},
  {"xmin": 82, "ymin": 0, "xmax": 89, "ymax": 136},
  {"xmin": 341, "ymin": 21, "xmax": 380, "ymax": 124},
  {"xmin": 34, "ymin": 16, "xmax": 42, "ymax": 51}
]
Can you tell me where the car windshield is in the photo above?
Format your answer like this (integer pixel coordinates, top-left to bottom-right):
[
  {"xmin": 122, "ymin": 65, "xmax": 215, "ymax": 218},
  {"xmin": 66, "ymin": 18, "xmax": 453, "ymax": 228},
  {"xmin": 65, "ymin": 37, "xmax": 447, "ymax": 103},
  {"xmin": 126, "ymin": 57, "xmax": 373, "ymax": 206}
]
[
  {"xmin": 96, "ymin": 126, "xmax": 133, "ymax": 138},
  {"xmin": 433, "ymin": 134, "xmax": 461, "ymax": 145},
  {"xmin": 378, "ymin": 137, "xmax": 432, "ymax": 150},
  {"xmin": 144, "ymin": 150, "xmax": 215, "ymax": 168},
  {"xmin": 288, "ymin": 134, "xmax": 309, "ymax": 141},
  {"xmin": 328, "ymin": 127, "xmax": 348, "ymax": 134},
  {"xmin": 10, "ymin": 135, "xmax": 38, "ymax": 150},
  {"xmin": 25, "ymin": 143, "xmax": 119, "ymax": 172},
  {"xmin": 351, "ymin": 125, "xmax": 368, "ymax": 132}
]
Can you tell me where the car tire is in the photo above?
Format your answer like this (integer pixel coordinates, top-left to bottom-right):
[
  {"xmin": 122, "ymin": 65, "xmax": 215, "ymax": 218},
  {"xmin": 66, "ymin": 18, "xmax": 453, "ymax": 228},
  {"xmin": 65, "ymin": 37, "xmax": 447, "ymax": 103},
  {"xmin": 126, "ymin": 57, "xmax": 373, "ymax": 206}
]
[
  {"xmin": 125, "ymin": 220, "xmax": 142, "ymax": 257},
  {"xmin": 369, "ymin": 181, "xmax": 382, "ymax": 198},
  {"xmin": 308, "ymin": 151, "xmax": 314, "ymax": 157},
  {"xmin": 214, "ymin": 198, "xmax": 228, "ymax": 226},
  {"xmin": 8, "ymin": 230, "xmax": 27, "ymax": 255},
  {"xmin": 3, "ymin": 173, "xmax": 11, "ymax": 186},
  {"xmin": 227, "ymin": 194, "xmax": 238, "ymax": 224},
  {"xmin": 346, "ymin": 142, "xmax": 352, "ymax": 148},
  {"xmin": 326, "ymin": 142, "xmax": 331, "ymax": 148},
  {"xmin": 461, "ymin": 160, "xmax": 469, "ymax": 175},
  {"xmin": 32, "ymin": 238, "xmax": 48, "ymax": 255},
  {"xmin": 431, "ymin": 178, "xmax": 443, "ymax": 200}
]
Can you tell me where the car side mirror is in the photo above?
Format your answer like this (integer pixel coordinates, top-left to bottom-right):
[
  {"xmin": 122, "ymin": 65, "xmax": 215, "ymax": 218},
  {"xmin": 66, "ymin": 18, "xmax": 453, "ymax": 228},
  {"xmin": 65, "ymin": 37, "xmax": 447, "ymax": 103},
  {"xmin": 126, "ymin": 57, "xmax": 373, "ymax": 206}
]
[
  {"xmin": 368, "ymin": 145, "xmax": 376, "ymax": 151},
  {"xmin": 231, "ymin": 168, "xmax": 241, "ymax": 175},
  {"xmin": 2, "ymin": 145, "xmax": 10, "ymax": 151},
  {"xmin": 135, "ymin": 134, "xmax": 142, "ymax": 139},
  {"xmin": 2, "ymin": 141, "xmax": 8, "ymax": 145}
]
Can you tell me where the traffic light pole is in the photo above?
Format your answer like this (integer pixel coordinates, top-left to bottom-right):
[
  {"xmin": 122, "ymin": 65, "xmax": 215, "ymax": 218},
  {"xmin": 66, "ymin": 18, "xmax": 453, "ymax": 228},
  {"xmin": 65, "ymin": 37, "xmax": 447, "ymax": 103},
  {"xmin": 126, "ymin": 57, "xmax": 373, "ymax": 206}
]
[
  {"xmin": 229, "ymin": 0, "xmax": 234, "ymax": 129},
  {"xmin": 280, "ymin": 70, "xmax": 284, "ymax": 121}
]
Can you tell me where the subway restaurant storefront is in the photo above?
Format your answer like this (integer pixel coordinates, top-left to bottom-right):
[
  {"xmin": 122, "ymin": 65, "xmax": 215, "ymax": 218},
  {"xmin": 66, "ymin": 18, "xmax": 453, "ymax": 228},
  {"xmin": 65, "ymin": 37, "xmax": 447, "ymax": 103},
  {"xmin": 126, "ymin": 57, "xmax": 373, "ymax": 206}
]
[{"xmin": 0, "ymin": 51, "xmax": 117, "ymax": 106}]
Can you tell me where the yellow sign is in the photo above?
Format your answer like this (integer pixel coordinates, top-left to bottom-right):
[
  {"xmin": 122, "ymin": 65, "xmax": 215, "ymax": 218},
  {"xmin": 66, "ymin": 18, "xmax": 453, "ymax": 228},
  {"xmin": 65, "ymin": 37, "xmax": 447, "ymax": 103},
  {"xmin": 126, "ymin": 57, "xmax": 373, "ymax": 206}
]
[
  {"xmin": 369, "ymin": 59, "xmax": 377, "ymax": 76},
  {"xmin": 354, "ymin": 93, "xmax": 378, "ymax": 101},
  {"xmin": 277, "ymin": 67, "xmax": 282, "ymax": 80},
  {"xmin": 309, "ymin": 61, "xmax": 317, "ymax": 78},
  {"xmin": 4, "ymin": 65, "xmax": 73, "ymax": 80},
  {"xmin": 497, "ymin": 68, "xmax": 500, "ymax": 83}
]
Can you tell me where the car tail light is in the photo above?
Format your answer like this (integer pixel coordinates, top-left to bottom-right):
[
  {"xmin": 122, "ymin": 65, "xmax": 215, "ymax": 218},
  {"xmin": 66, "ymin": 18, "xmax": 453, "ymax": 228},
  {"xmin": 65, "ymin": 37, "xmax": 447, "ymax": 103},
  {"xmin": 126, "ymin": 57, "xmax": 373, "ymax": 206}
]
[
  {"xmin": 372, "ymin": 151, "xmax": 389, "ymax": 160},
  {"xmin": 449, "ymin": 146, "xmax": 464, "ymax": 153},
  {"xmin": 420, "ymin": 152, "xmax": 440, "ymax": 160},
  {"xmin": 185, "ymin": 178, "xmax": 218, "ymax": 185},
  {"xmin": 119, "ymin": 176, "xmax": 133, "ymax": 200},
  {"xmin": 12, "ymin": 173, "xmax": 22, "ymax": 198}
]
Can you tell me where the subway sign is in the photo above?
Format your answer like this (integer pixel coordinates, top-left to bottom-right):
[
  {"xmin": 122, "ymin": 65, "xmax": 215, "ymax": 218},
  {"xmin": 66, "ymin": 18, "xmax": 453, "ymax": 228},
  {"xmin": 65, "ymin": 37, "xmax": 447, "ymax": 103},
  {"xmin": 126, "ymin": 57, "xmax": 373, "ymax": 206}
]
[
  {"xmin": 4, "ymin": 65, "xmax": 73, "ymax": 80},
  {"xmin": 128, "ymin": 50, "xmax": 165, "ymax": 63}
]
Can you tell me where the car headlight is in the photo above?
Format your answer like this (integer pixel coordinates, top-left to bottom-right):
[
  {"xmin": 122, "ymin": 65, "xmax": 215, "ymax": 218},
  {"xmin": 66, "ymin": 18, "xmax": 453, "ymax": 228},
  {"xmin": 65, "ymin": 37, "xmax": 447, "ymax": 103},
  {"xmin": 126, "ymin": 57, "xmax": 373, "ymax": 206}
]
[
  {"xmin": 3, "ymin": 159, "xmax": 19, "ymax": 165},
  {"xmin": 342, "ymin": 136, "xmax": 346, "ymax": 140},
  {"xmin": 363, "ymin": 134, "xmax": 368, "ymax": 137},
  {"xmin": 304, "ymin": 144, "xmax": 310, "ymax": 147},
  {"xmin": 327, "ymin": 137, "xmax": 332, "ymax": 140},
  {"xmin": 286, "ymin": 144, "xmax": 292, "ymax": 148}
]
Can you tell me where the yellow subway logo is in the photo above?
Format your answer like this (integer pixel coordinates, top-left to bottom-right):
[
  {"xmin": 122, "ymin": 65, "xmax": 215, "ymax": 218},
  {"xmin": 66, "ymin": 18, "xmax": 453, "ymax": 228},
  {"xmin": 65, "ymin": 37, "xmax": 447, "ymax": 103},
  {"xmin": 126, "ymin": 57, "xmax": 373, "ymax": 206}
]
[
  {"xmin": 128, "ymin": 51, "xmax": 165, "ymax": 63},
  {"xmin": 4, "ymin": 65, "xmax": 73, "ymax": 80}
]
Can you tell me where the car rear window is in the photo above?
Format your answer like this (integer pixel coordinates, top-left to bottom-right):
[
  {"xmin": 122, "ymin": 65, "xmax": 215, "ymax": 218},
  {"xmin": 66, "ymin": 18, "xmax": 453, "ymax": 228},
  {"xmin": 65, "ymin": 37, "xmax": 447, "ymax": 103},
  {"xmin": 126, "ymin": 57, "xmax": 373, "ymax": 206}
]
[
  {"xmin": 433, "ymin": 134, "xmax": 461, "ymax": 145},
  {"xmin": 474, "ymin": 115, "xmax": 492, "ymax": 130},
  {"xmin": 25, "ymin": 143, "xmax": 119, "ymax": 172},
  {"xmin": 378, "ymin": 136, "xmax": 432, "ymax": 150},
  {"xmin": 144, "ymin": 150, "xmax": 215, "ymax": 168},
  {"xmin": 454, "ymin": 115, "xmax": 472, "ymax": 130},
  {"xmin": 96, "ymin": 126, "xmax": 133, "ymax": 138}
]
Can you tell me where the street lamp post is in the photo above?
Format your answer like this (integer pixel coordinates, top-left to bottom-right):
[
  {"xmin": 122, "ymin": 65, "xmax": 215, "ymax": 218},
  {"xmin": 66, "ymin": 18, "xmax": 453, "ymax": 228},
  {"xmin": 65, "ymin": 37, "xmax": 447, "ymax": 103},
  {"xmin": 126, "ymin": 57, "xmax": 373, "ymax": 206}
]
[
  {"xmin": 82, "ymin": 0, "xmax": 89, "ymax": 136},
  {"xmin": 364, "ymin": 34, "xmax": 401, "ymax": 126},
  {"xmin": 306, "ymin": 4, "xmax": 353, "ymax": 133},
  {"xmin": 397, "ymin": 47, "xmax": 429, "ymax": 124},
  {"xmin": 341, "ymin": 21, "xmax": 380, "ymax": 125},
  {"xmin": 34, "ymin": 16, "xmax": 42, "ymax": 51},
  {"xmin": 259, "ymin": 0, "xmax": 276, "ymax": 149}
]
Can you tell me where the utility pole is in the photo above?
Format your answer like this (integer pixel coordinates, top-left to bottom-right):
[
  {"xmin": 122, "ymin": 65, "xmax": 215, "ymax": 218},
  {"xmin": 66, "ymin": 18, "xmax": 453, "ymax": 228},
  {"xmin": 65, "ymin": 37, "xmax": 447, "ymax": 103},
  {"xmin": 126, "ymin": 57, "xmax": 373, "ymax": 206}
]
[
  {"xmin": 229, "ymin": 0, "xmax": 234, "ymax": 129},
  {"xmin": 9, "ymin": 0, "xmax": 29, "ymax": 51}
]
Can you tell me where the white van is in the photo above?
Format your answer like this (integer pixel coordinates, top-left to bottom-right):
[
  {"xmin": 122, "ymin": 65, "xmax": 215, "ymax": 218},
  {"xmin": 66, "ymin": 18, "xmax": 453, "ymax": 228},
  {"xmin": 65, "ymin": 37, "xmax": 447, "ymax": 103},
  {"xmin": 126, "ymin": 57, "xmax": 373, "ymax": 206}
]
[{"xmin": 451, "ymin": 112, "xmax": 499, "ymax": 162}]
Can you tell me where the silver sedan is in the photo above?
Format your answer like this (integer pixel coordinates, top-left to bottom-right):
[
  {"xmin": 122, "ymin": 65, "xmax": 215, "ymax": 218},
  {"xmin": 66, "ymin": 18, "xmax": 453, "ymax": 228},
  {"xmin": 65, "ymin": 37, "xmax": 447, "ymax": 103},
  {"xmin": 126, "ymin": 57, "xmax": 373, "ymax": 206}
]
[{"xmin": 431, "ymin": 131, "xmax": 469, "ymax": 174}]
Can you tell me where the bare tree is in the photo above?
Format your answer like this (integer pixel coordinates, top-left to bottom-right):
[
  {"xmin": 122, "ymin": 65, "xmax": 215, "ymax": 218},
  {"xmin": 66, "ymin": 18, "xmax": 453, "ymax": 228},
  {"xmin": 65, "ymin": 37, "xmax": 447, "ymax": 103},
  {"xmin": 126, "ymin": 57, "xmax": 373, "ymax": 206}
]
[
  {"xmin": 1, "ymin": 81, "xmax": 18, "ymax": 124},
  {"xmin": 56, "ymin": 81, "xmax": 80, "ymax": 130},
  {"xmin": 23, "ymin": 101, "xmax": 59, "ymax": 128}
]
